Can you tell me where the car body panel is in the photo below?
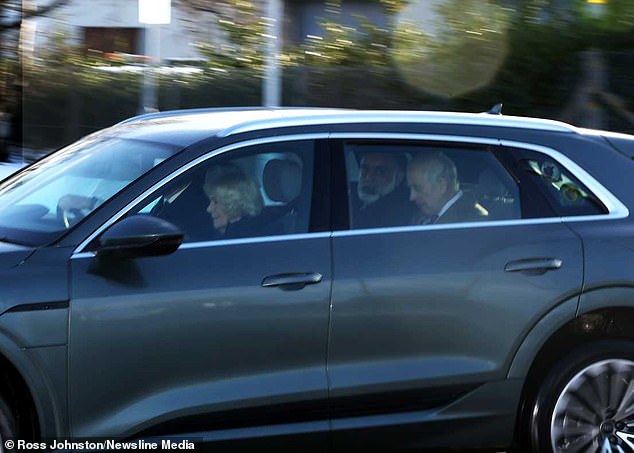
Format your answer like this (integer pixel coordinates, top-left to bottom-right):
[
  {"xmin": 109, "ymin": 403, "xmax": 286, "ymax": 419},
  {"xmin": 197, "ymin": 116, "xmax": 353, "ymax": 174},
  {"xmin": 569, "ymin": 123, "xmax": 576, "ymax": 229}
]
[
  {"xmin": 0, "ymin": 246, "xmax": 71, "ymax": 437},
  {"xmin": 506, "ymin": 296, "xmax": 579, "ymax": 378},
  {"xmin": 68, "ymin": 236, "xmax": 332, "ymax": 438},
  {"xmin": 328, "ymin": 222, "xmax": 583, "ymax": 393},
  {"xmin": 569, "ymin": 220, "xmax": 634, "ymax": 316},
  {"xmin": 331, "ymin": 378, "xmax": 522, "ymax": 451}
]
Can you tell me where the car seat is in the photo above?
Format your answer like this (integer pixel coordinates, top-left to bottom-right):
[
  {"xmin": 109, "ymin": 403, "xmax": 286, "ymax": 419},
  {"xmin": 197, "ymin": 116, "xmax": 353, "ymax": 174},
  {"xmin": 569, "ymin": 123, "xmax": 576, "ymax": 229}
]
[
  {"xmin": 262, "ymin": 158, "xmax": 303, "ymax": 234},
  {"xmin": 476, "ymin": 168, "xmax": 521, "ymax": 220}
]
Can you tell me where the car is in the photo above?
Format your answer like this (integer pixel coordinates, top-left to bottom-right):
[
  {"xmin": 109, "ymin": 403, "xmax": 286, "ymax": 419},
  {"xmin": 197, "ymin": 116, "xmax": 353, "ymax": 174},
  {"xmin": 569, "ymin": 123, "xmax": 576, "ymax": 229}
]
[
  {"xmin": 0, "ymin": 107, "xmax": 633, "ymax": 453},
  {"xmin": 0, "ymin": 162, "xmax": 23, "ymax": 180}
]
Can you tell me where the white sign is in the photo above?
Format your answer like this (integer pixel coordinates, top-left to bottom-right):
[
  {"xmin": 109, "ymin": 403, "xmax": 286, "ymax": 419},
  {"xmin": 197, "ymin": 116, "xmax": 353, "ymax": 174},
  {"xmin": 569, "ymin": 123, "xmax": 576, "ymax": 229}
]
[{"xmin": 139, "ymin": 0, "xmax": 171, "ymax": 25}]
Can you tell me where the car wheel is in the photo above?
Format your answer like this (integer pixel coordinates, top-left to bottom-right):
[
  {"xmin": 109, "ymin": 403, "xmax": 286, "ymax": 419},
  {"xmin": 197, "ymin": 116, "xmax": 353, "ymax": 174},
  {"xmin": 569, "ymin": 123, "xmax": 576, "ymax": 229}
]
[
  {"xmin": 0, "ymin": 395, "xmax": 17, "ymax": 453},
  {"xmin": 529, "ymin": 340, "xmax": 634, "ymax": 452}
]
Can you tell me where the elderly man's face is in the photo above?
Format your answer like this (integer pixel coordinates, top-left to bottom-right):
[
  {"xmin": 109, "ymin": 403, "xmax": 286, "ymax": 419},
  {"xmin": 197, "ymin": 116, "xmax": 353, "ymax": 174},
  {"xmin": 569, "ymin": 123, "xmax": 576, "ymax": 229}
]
[
  {"xmin": 407, "ymin": 163, "xmax": 448, "ymax": 217},
  {"xmin": 358, "ymin": 154, "xmax": 402, "ymax": 204}
]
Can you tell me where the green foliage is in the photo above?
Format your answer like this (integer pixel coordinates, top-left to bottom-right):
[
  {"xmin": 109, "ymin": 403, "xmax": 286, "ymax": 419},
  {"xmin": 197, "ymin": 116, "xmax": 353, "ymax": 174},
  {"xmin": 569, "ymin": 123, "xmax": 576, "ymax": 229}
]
[
  {"xmin": 299, "ymin": 0, "xmax": 411, "ymax": 67},
  {"xmin": 13, "ymin": 0, "xmax": 634, "ymax": 151},
  {"xmin": 574, "ymin": 0, "xmax": 634, "ymax": 32},
  {"xmin": 196, "ymin": 0, "xmax": 267, "ymax": 71}
]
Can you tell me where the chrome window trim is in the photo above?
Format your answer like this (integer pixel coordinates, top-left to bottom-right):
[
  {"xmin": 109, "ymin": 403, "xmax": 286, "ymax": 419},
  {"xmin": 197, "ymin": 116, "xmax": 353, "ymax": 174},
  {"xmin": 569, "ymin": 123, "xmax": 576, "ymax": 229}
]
[
  {"xmin": 71, "ymin": 232, "xmax": 332, "ymax": 260},
  {"xmin": 329, "ymin": 132, "xmax": 499, "ymax": 146},
  {"xmin": 333, "ymin": 218, "xmax": 566, "ymax": 238},
  {"xmin": 72, "ymin": 133, "xmax": 331, "ymax": 255},
  {"xmin": 217, "ymin": 112, "xmax": 577, "ymax": 137},
  {"xmin": 177, "ymin": 232, "xmax": 332, "ymax": 249},
  {"xmin": 72, "ymin": 132, "xmax": 627, "ymax": 257}
]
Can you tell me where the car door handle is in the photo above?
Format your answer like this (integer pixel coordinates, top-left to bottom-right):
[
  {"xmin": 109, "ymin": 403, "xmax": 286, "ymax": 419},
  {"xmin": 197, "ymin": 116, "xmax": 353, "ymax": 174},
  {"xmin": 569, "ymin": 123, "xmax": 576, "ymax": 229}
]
[
  {"xmin": 504, "ymin": 258, "xmax": 563, "ymax": 275},
  {"xmin": 261, "ymin": 272, "xmax": 323, "ymax": 290}
]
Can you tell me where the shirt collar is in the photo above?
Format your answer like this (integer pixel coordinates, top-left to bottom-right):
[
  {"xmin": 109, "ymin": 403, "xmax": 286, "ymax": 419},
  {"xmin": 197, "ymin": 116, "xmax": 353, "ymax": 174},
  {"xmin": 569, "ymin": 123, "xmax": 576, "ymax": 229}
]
[{"xmin": 437, "ymin": 190, "xmax": 463, "ymax": 219}]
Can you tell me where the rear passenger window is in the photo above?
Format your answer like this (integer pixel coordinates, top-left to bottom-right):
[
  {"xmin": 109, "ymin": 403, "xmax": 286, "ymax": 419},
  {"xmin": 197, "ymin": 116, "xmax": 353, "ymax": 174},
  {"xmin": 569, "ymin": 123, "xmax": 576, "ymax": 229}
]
[
  {"xmin": 343, "ymin": 141, "xmax": 521, "ymax": 229},
  {"xmin": 131, "ymin": 140, "xmax": 314, "ymax": 242}
]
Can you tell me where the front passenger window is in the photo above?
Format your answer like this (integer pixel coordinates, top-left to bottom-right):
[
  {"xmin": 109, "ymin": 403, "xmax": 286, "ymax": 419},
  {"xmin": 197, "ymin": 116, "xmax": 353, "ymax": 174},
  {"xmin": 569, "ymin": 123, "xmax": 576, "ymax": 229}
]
[{"xmin": 131, "ymin": 140, "xmax": 314, "ymax": 242}]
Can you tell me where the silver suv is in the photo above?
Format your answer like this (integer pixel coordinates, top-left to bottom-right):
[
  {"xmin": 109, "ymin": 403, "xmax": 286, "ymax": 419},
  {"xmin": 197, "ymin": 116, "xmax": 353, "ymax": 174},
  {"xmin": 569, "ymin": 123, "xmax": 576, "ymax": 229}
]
[{"xmin": 0, "ymin": 108, "xmax": 633, "ymax": 453}]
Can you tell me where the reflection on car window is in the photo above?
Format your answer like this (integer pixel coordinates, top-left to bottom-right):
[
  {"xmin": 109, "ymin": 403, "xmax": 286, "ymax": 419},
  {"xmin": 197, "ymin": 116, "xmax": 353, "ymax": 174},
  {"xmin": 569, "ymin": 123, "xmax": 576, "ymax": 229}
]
[
  {"xmin": 345, "ymin": 142, "xmax": 521, "ymax": 229},
  {"xmin": 0, "ymin": 136, "xmax": 179, "ymax": 246},
  {"xmin": 131, "ymin": 140, "xmax": 314, "ymax": 242},
  {"xmin": 522, "ymin": 155, "xmax": 607, "ymax": 216}
]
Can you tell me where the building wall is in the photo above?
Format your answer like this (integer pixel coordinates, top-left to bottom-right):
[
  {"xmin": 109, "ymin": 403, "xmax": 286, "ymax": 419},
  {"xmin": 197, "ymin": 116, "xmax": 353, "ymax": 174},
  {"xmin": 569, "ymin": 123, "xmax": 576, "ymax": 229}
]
[{"xmin": 32, "ymin": 0, "xmax": 220, "ymax": 60}]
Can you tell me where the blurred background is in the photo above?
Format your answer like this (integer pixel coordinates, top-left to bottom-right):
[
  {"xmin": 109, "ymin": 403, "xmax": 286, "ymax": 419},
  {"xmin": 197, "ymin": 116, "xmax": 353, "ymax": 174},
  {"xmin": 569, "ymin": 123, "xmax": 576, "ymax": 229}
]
[{"xmin": 1, "ymin": 0, "xmax": 634, "ymax": 162}]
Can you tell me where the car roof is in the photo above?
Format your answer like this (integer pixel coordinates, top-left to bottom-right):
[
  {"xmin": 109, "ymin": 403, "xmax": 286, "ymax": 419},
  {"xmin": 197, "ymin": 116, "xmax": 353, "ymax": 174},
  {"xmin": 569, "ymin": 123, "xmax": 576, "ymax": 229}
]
[{"xmin": 108, "ymin": 107, "xmax": 580, "ymax": 147}]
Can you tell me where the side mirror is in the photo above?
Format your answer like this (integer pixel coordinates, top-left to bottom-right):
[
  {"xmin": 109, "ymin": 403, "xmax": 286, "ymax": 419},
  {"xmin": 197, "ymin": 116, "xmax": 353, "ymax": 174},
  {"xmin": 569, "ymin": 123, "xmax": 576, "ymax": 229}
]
[{"xmin": 96, "ymin": 215, "xmax": 184, "ymax": 259}]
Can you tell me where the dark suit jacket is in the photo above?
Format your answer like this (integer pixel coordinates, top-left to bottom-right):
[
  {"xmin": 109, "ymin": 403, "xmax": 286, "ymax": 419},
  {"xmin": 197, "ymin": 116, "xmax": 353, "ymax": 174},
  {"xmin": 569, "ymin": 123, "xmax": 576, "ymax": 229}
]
[
  {"xmin": 223, "ymin": 210, "xmax": 284, "ymax": 239},
  {"xmin": 350, "ymin": 182, "xmax": 415, "ymax": 229},
  {"xmin": 438, "ymin": 194, "xmax": 488, "ymax": 224},
  {"xmin": 412, "ymin": 192, "xmax": 488, "ymax": 225},
  {"xmin": 152, "ymin": 184, "xmax": 215, "ymax": 242}
]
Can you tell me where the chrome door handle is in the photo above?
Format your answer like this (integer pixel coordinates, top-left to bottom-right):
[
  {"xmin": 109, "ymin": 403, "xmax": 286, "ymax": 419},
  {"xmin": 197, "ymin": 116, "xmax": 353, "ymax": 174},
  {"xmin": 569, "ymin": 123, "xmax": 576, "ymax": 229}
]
[
  {"xmin": 261, "ymin": 272, "xmax": 323, "ymax": 290},
  {"xmin": 504, "ymin": 258, "xmax": 563, "ymax": 275}
]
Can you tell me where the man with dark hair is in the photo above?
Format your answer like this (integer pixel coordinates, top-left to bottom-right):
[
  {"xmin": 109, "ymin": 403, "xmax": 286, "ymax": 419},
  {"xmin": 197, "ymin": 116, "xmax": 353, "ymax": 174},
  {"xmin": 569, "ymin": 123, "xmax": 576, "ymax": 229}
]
[
  {"xmin": 350, "ymin": 152, "xmax": 414, "ymax": 228},
  {"xmin": 407, "ymin": 152, "xmax": 488, "ymax": 225}
]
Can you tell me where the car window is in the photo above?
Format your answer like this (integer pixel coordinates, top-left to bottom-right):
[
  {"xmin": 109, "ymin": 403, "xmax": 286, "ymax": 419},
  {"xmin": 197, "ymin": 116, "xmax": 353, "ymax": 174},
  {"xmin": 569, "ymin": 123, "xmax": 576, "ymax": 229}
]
[
  {"xmin": 0, "ymin": 136, "xmax": 178, "ymax": 246},
  {"xmin": 344, "ymin": 141, "xmax": 521, "ymax": 229},
  {"xmin": 503, "ymin": 147, "xmax": 608, "ymax": 217},
  {"xmin": 130, "ymin": 140, "xmax": 315, "ymax": 242}
]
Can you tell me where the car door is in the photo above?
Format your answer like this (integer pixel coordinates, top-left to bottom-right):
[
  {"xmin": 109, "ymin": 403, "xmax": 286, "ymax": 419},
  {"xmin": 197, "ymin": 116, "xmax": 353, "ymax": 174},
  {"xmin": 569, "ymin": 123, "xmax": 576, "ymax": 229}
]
[
  {"xmin": 67, "ymin": 138, "xmax": 332, "ymax": 449},
  {"xmin": 327, "ymin": 135, "xmax": 585, "ymax": 450}
]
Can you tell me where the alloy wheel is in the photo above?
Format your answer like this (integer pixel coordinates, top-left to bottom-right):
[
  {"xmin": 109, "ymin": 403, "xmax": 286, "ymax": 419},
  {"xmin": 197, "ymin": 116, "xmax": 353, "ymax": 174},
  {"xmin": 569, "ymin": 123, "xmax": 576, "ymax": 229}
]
[{"xmin": 551, "ymin": 359, "xmax": 634, "ymax": 452}]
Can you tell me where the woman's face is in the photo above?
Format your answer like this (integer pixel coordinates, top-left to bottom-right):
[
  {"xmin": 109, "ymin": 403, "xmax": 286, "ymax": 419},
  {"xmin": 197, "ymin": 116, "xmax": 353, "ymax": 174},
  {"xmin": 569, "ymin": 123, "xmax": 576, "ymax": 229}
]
[{"xmin": 206, "ymin": 196, "xmax": 230, "ymax": 232}]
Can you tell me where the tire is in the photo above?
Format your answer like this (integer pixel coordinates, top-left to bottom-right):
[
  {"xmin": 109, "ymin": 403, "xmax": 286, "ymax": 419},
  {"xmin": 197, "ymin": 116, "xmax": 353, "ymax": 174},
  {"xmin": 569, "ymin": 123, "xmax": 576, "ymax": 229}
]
[
  {"xmin": 528, "ymin": 340, "xmax": 634, "ymax": 453},
  {"xmin": 0, "ymin": 395, "xmax": 17, "ymax": 453}
]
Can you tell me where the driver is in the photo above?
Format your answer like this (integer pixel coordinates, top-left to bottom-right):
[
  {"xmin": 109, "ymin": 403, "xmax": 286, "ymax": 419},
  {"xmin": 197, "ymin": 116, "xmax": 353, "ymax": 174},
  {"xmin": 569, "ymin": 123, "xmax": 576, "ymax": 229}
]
[{"xmin": 58, "ymin": 194, "xmax": 100, "ymax": 212}]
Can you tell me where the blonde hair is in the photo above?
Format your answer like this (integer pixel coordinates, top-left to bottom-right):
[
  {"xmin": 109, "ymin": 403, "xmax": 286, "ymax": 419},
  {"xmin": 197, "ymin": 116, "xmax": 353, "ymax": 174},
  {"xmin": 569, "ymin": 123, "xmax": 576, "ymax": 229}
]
[{"xmin": 204, "ymin": 164, "xmax": 263, "ymax": 219}]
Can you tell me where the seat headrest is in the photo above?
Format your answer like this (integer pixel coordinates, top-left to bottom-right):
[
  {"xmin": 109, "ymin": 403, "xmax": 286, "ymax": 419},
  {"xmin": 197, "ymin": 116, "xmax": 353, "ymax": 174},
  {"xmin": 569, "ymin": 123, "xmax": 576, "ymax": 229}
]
[
  {"xmin": 263, "ymin": 159, "xmax": 302, "ymax": 203},
  {"xmin": 478, "ymin": 168, "xmax": 507, "ymax": 197}
]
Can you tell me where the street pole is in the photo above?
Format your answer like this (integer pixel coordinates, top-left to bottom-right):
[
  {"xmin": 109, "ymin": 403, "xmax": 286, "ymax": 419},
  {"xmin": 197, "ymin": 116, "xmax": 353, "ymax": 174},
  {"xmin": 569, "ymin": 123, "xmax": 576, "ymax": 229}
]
[
  {"xmin": 138, "ymin": 0, "xmax": 171, "ymax": 114},
  {"xmin": 263, "ymin": 0, "xmax": 282, "ymax": 107},
  {"xmin": 140, "ymin": 24, "xmax": 159, "ymax": 113}
]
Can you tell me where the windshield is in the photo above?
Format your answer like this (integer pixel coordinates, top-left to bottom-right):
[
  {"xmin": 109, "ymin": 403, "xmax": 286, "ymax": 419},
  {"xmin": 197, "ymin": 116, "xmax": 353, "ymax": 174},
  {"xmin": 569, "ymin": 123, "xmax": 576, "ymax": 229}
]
[{"xmin": 0, "ymin": 135, "xmax": 180, "ymax": 246}]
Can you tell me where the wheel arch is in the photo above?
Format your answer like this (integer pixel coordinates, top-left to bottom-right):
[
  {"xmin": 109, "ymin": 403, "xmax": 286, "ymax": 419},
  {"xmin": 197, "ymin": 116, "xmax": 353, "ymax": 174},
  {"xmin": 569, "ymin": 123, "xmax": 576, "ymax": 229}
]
[
  {"xmin": 0, "ymin": 335, "xmax": 64, "ymax": 440},
  {"xmin": 510, "ymin": 290, "xmax": 634, "ymax": 447},
  {"xmin": 0, "ymin": 352, "xmax": 39, "ymax": 440}
]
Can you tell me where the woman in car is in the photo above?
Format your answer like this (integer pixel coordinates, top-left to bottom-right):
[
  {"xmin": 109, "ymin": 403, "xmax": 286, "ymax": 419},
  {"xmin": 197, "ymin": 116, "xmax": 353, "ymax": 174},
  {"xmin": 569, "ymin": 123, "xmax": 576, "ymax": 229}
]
[{"xmin": 203, "ymin": 163, "xmax": 269, "ymax": 239}]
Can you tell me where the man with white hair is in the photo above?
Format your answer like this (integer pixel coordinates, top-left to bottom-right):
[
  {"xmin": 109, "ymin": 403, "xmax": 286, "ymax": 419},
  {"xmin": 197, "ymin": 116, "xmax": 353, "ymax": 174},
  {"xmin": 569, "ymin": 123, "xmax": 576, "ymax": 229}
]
[
  {"xmin": 350, "ymin": 152, "xmax": 414, "ymax": 228},
  {"xmin": 407, "ymin": 152, "xmax": 488, "ymax": 225}
]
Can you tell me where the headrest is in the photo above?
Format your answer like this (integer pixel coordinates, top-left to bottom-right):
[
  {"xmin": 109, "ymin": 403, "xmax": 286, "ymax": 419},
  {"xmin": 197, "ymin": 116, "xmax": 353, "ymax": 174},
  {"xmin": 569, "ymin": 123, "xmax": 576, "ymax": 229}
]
[
  {"xmin": 478, "ymin": 168, "xmax": 507, "ymax": 197},
  {"xmin": 263, "ymin": 159, "xmax": 302, "ymax": 203}
]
